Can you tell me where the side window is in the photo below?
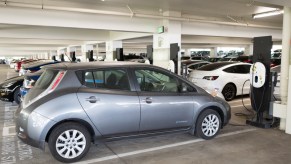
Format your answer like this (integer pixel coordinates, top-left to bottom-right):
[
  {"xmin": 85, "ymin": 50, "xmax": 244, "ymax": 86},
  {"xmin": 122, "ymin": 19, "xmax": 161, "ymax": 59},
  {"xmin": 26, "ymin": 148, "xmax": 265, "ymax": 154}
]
[
  {"xmin": 84, "ymin": 72, "xmax": 95, "ymax": 88},
  {"xmin": 223, "ymin": 66, "xmax": 236, "ymax": 73},
  {"xmin": 134, "ymin": 69, "xmax": 178, "ymax": 93},
  {"xmin": 235, "ymin": 65, "xmax": 251, "ymax": 74},
  {"xmin": 188, "ymin": 64, "xmax": 199, "ymax": 70},
  {"xmin": 180, "ymin": 81, "xmax": 196, "ymax": 93},
  {"xmin": 84, "ymin": 69, "xmax": 130, "ymax": 91}
]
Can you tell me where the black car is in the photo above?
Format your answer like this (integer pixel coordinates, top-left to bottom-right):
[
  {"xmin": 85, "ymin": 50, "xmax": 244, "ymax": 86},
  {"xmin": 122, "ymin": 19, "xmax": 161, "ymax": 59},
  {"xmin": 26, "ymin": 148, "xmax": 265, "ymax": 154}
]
[
  {"xmin": 0, "ymin": 76, "xmax": 23, "ymax": 104},
  {"xmin": 0, "ymin": 70, "xmax": 43, "ymax": 104}
]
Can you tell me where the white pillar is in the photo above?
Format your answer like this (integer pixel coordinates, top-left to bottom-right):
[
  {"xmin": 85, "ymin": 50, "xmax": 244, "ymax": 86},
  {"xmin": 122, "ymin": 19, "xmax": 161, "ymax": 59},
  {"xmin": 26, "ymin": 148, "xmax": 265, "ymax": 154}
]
[
  {"xmin": 210, "ymin": 47, "xmax": 218, "ymax": 57},
  {"xmin": 184, "ymin": 49, "xmax": 191, "ymax": 56},
  {"xmin": 153, "ymin": 11, "xmax": 181, "ymax": 74},
  {"xmin": 106, "ymin": 41, "xmax": 122, "ymax": 61},
  {"xmin": 94, "ymin": 44, "xmax": 99, "ymax": 61},
  {"xmin": 282, "ymin": 7, "xmax": 291, "ymax": 133},
  {"xmin": 49, "ymin": 50, "xmax": 57, "ymax": 60},
  {"xmin": 245, "ymin": 44, "xmax": 254, "ymax": 55}
]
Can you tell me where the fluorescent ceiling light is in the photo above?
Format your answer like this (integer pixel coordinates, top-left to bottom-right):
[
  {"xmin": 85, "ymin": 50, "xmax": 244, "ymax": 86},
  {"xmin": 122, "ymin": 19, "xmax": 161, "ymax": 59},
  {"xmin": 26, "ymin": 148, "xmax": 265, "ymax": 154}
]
[{"xmin": 253, "ymin": 9, "xmax": 284, "ymax": 19}]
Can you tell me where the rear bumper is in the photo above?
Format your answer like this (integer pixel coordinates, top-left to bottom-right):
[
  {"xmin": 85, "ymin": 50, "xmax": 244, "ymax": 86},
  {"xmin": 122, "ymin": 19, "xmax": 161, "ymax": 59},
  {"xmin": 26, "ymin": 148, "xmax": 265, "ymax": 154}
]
[{"xmin": 15, "ymin": 121, "xmax": 45, "ymax": 149}]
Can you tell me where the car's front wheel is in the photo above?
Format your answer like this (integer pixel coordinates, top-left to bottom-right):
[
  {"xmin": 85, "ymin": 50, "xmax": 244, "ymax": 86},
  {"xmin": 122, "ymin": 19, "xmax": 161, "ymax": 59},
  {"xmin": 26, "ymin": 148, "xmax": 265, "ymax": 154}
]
[
  {"xmin": 48, "ymin": 122, "xmax": 91, "ymax": 163},
  {"xmin": 13, "ymin": 87, "xmax": 21, "ymax": 104},
  {"xmin": 195, "ymin": 109, "xmax": 221, "ymax": 140}
]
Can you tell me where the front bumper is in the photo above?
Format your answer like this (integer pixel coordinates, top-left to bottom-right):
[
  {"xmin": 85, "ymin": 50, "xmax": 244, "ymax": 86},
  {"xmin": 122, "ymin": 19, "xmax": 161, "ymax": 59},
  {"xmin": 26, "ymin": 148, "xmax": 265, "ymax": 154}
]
[{"xmin": 0, "ymin": 88, "xmax": 14, "ymax": 101}]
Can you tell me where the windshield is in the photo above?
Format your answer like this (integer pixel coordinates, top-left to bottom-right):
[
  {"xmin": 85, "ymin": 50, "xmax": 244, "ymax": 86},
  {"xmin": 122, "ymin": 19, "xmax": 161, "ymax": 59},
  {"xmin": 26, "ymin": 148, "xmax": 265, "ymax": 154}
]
[{"xmin": 197, "ymin": 62, "xmax": 232, "ymax": 71}]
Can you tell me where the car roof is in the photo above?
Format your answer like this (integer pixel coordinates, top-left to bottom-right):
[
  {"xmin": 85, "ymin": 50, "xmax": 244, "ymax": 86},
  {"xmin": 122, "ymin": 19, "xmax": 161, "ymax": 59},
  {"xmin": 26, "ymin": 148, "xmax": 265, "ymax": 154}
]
[
  {"xmin": 197, "ymin": 61, "xmax": 251, "ymax": 71},
  {"xmin": 42, "ymin": 61, "xmax": 152, "ymax": 70}
]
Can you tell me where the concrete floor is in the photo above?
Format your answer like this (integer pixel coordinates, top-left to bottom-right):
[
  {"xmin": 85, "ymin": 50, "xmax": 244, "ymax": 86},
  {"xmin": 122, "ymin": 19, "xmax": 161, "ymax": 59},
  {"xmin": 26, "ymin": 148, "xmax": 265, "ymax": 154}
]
[{"xmin": 0, "ymin": 64, "xmax": 290, "ymax": 164}]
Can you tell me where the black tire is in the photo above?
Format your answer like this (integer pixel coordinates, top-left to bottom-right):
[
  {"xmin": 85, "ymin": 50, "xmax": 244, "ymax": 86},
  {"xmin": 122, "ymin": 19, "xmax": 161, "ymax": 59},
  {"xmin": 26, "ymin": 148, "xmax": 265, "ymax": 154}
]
[
  {"xmin": 13, "ymin": 87, "xmax": 21, "ymax": 104},
  {"xmin": 222, "ymin": 83, "xmax": 236, "ymax": 101},
  {"xmin": 195, "ymin": 109, "xmax": 221, "ymax": 140},
  {"xmin": 48, "ymin": 122, "xmax": 91, "ymax": 163}
]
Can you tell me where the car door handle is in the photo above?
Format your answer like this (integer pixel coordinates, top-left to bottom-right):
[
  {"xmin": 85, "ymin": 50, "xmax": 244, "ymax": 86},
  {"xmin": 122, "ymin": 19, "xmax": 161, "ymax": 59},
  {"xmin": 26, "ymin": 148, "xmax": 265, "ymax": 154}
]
[
  {"xmin": 85, "ymin": 96, "xmax": 99, "ymax": 103},
  {"xmin": 142, "ymin": 97, "xmax": 152, "ymax": 104}
]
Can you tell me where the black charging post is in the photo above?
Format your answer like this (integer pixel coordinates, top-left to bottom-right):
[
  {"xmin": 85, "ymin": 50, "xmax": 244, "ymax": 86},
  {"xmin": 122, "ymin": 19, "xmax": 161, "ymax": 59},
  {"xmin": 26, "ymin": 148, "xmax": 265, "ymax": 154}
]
[{"xmin": 246, "ymin": 36, "xmax": 273, "ymax": 128}]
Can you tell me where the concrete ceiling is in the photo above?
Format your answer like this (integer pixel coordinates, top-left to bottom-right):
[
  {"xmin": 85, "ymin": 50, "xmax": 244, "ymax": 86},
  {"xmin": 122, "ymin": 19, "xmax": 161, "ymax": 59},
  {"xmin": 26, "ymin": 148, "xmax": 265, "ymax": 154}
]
[{"xmin": 0, "ymin": 0, "xmax": 286, "ymax": 57}]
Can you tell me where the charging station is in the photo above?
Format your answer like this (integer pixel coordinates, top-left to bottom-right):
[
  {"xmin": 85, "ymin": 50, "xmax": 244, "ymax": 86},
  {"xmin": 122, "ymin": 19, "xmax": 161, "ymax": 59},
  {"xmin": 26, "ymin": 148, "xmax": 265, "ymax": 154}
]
[{"xmin": 246, "ymin": 36, "xmax": 273, "ymax": 128}]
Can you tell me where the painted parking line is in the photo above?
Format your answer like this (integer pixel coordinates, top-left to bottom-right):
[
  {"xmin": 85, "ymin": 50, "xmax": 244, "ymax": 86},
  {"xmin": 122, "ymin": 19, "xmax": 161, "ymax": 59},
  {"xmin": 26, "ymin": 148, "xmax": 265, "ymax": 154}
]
[
  {"xmin": 2, "ymin": 126, "xmax": 16, "ymax": 136},
  {"xmin": 75, "ymin": 128, "xmax": 256, "ymax": 164},
  {"xmin": 229, "ymin": 99, "xmax": 250, "ymax": 104}
]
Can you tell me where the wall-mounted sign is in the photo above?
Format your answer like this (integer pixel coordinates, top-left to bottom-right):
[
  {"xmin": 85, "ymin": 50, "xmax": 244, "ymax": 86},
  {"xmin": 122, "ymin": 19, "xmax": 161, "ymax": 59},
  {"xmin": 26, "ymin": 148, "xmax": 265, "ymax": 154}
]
[{"xmin": 157, "ymin": 26, "xmax": 165, "ymax": 34}]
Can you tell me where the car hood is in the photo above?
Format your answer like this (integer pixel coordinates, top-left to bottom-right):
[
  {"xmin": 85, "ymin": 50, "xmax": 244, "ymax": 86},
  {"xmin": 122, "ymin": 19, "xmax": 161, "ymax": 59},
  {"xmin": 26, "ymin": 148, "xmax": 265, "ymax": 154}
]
[{"xmin": 2, "ymin": 75, "xmax": 24, "ymax": 83}]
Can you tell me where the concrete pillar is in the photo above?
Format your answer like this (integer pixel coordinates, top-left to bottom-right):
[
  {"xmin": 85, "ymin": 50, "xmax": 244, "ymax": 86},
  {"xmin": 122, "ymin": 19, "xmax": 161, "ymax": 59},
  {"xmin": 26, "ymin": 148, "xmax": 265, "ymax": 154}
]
[
  {"xmin": 81, "ymin": 45, "xmax": 94, "ymax": 62},
  {"xmin": 244, "ymin": 44, "xmax": 254, "ymax": 55},
  {"xmin": 105, "ymin": 41, "xmax": 122, "ymax": 61},
  {"xmin": 49, "ymin": 50, "xmax": 57, "ymax": 60},
  {"xmin": 153, "ymin": 11, "xmax": 181, "ymax": 74},
  {"xmin": 210, "ymin": 47, "xmax": 218, "ymax": 57},
  {"xmin": 93, "ymin": 44, "xmax": 99, "ymax": 61},
  {"xmin": 184, "ymin": 49, "xmax": 191, "ymax": 56},
  {"xmin": 57, "ymin": 49, "xmax": 65, "ymax": 61},
  {"xmin": 282, "ymin": 7, "xmax": 291, "ymax": 133},
  {"xmin": 67, "ymin": 47, "xmax": 77, "ymax": 61}
]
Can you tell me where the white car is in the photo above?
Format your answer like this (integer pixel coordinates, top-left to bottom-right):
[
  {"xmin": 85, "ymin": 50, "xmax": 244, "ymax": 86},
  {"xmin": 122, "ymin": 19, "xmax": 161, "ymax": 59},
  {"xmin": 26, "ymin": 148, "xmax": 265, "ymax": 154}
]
[{"xmin": 188, "ymin": 62, "xmax": 252, "ymax": 101}]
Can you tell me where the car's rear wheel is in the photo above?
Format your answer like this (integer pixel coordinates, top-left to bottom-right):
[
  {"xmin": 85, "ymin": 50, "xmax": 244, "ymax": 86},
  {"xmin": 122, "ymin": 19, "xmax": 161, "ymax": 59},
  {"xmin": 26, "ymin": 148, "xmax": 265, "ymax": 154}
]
[
  {"xmin": 222, "ymin": 84, "xmax": 236, "ymax": 101},
  {"xmin": 13, "ymin": 87, "xmax": 21, "ymax": 104},
  {"xmin": 195, "ymin": 109, "xmax": 221, "ymax": 140},
  {"xmin": 48, "ymin": 122, "xmax": 91, "ymax": 163}
]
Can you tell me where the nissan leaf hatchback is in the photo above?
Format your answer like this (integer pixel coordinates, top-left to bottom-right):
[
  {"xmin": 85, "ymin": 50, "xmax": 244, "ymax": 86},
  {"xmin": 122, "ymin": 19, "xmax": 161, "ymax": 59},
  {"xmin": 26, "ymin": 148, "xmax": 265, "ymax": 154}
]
[{"xmin": 15, "ymin": 62, "xmax": 231, "ymax": 163}]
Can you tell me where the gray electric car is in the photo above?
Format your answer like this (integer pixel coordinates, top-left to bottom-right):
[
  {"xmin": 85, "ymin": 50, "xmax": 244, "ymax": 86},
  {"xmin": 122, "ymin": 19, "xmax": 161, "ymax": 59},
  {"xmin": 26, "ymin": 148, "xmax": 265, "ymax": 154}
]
[{"xmin": 15, "ymin": 62, "xmax": 231, "ymax": 163}]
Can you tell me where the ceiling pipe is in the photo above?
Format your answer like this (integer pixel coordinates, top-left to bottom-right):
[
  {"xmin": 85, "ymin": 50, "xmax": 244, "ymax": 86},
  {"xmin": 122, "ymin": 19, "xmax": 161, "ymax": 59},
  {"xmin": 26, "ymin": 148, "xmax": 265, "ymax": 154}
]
[{"xmin": 0, "ymin": 1, "xmax": 282, "ymax": 30}]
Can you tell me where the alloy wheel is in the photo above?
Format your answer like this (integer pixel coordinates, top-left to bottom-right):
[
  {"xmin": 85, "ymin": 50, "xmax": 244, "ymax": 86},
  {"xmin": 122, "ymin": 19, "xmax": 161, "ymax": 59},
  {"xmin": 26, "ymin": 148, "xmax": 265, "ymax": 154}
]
[
  {"xmin": 55, "ymin": 129, "xmax": 86, "ymax": 159},
  {"xmin": 201, "ymin": 114, "xmax": 220, "ymax": 137}
]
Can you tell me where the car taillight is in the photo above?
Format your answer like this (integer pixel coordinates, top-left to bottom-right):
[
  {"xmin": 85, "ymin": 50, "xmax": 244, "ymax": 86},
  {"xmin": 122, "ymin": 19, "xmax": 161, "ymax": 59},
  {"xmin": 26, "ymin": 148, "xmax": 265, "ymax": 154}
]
[
  {"xmin": 49, "ymin": 71, "xmax": 65, "ymax": 93},
  {"xmin": 244, "ymin": 59, "xmax": 252, "ymax": 63},
  {"xmin": 203, "ymin": 76, "xmax": 219, "ymax": 81}
]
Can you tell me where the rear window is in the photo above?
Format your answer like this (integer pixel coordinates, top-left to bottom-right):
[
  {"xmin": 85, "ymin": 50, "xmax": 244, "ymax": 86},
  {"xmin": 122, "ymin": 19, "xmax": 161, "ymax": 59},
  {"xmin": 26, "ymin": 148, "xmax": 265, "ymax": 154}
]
[
  {"xmin": 34, "ymin": 69, "xmax": 59, "ymax": 89},
  {"xmin": 197, "ymin": 62, "xmax": 232, "ymax": 71}
]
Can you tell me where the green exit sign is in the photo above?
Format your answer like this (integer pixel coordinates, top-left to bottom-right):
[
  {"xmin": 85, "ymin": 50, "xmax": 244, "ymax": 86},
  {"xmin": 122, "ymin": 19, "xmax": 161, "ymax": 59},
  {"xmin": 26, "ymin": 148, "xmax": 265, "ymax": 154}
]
[{"xmin": 157, "ymin": 26, "xmax": 165, "ymax": 34}]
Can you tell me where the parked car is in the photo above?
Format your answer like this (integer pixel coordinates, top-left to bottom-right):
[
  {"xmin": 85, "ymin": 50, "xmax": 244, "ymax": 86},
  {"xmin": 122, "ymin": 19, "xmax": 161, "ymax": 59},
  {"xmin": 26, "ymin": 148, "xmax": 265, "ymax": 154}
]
[
  {"xmin": 0, "ymin": 69, "xmax": 43, "ymax": 104},
  {"xmin": 20, "ymin": 69, "xmax": 43, "ymax": 98},
  {"xmin": 0, "ymin": 76, "xmax": 23, "ymax": 104},
  {"xmin": 15, "ymin": 62, "xmax": 231, "ymax": 162},
  {"xmin": 207, "ymin": 57, "xmax": 221, "ymax": 63},
  {"xmin": 181, "ymin": 56, "xmax": 191, "ymax": 60},
  {"xmin": 188, "ymin": 62, "xmax": 252, "ymax": 101},
  {"xmin": 231, "ymin": 55, "xmax": 253, "ymax": 63},
  {"xmin": 19, "ymin": 60, "xmax": 60, "ymax": 76},
  {"xmin": 218, "ymin": 58, "xmax": 233, "ymax": 62},
  {"xmin": 10, "ymin": 59, "xmax": 19, "ymax": 68},
  {"xmin": 15, "ymin": 59, "xmax": 35, "ymax": 72},
  {"xmin": 270, "ymin": 58, "xmax": 281, "ymax": 68},
  {"xmin": 181, "ymin": 60, "xmax": 211, "ymax": 75}
]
